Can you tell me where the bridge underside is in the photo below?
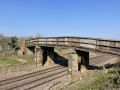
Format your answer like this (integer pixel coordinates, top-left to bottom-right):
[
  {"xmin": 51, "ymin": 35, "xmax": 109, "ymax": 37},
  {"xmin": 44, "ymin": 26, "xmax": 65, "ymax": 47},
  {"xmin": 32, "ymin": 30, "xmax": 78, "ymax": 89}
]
[{"xmin": 26, "ymin": 46, "xmax": 90, "ymax": 75}]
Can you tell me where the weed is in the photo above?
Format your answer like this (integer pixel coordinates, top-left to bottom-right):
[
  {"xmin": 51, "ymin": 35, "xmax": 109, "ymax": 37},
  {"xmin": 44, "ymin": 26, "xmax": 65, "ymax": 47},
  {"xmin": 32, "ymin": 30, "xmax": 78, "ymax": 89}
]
[{"xmin": 0, "ymin": 57, "xmax": 21, "ymax": 64}]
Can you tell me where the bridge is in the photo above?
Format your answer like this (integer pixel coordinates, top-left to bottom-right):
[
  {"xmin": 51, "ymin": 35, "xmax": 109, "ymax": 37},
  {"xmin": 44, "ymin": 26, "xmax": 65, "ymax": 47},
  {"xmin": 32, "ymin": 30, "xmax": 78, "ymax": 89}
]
[{"xmin": 25, "ymin": 37, "xmax": 120, "ymax": 74}]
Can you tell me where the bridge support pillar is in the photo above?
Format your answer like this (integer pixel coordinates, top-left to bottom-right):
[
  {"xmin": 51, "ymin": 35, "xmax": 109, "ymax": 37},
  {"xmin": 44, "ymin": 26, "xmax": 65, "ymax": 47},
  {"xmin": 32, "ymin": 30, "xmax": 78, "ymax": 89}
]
[
  {"xmin": 35, "ymin": 46, "xmax": 44, "ymax": 67},
  {"xmin": 68, "ymin": 49, "xmax": 78, "ymax": 76},
  {"xmin": 68, "ymin": 49, "xmax": 89, "ymax": 76},
  {"xmin": 76, "ymin": 50, "xmax": 89, "ymax": 73},
  {"xmin": 35, "ymin": 46, "xmax": 54, "ymax": 67}
]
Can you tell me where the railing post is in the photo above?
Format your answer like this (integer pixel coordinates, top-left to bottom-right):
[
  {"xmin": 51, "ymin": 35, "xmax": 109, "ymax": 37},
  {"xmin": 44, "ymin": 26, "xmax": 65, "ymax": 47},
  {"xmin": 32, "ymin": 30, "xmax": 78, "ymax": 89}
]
[
  {"xmin": 95, "ymin": 40, "xmax": 98, "ymax": 52},
  {"xmin": 46, "ymin": 38, "xmax": 47, "ymax": 46},
  {"xmin": 69, "ymin": 37, "xmax": 71, "ymax": 47},
  {"xmin": 56, "ymin": 37, "xmax": 58, "ymax": 47}
]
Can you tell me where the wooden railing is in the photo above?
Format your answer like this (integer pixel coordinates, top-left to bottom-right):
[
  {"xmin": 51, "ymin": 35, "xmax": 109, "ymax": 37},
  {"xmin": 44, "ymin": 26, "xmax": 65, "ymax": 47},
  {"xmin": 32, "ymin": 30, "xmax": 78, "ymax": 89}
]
[{"xmin": 25, "ymin": 37, "xmax": 120, "ymax": 55}]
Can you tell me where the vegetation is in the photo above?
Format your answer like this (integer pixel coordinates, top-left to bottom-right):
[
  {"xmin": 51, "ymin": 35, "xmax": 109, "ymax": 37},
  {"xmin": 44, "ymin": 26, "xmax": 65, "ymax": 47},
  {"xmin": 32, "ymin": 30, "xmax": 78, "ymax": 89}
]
[
  {"xmin": 0, "ymin": 34, "xmax": 10, "ymax": 51},
  {"xmin": 0, "ymin": 54, "xmax": 35, "ymax": 74},
  {"xmin": 14, "ymin": 54, "xmax": 35, "ymax": 64},
  {"xmin": 0, "ymin": 57, "xmax": 21, "ymax": 64},
  {"xmin": 0, "ymin": 54, "xmax": 35, "ymax": 65},
  {"xmin": 8, "ymin": 36, "xmax": 18, "ymax": 49},
  {"xmin": 0, "ymin": 33, "xmax": 42, "ymax": 74},
  {"xmin": 79, "ymin": 67, "xmax": 120, "ymax": 90},
  {"xmin": 0, "ymin": 33, "xmax": 42, "ymax": 51}
]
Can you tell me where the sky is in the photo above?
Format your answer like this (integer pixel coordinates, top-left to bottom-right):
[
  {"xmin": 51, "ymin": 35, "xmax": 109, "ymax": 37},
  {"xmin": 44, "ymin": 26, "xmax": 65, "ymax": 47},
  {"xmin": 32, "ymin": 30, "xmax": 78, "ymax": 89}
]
[{"xmin": 0, "ymin": 0, "xmax": 120, "ymax": 40}]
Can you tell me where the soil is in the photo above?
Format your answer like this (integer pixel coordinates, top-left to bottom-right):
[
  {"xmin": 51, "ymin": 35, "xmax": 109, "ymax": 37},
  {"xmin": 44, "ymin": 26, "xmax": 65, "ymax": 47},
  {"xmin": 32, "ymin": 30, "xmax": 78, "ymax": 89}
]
[{"xmin": 16, "ymin": 58, "xmax": 27, "ymax": 63}]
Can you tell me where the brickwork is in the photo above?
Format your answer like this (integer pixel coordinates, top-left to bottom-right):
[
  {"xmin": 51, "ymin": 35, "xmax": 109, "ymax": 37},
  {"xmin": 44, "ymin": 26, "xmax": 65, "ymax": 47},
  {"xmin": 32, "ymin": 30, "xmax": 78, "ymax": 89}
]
[
  {"xmin": 36, "ymin": 46, "xmax": 43, "ymax": 67},
  {"xmin": 68, "ymin": 49, "xmax": 89, "ymax": 76},
  {"xmin": 35, "ymin": 46, "xmax": 54, "ymax": 67},
  {"xmin": 68, "ymin": 49, "xmax": 78, "ymax": 75}
]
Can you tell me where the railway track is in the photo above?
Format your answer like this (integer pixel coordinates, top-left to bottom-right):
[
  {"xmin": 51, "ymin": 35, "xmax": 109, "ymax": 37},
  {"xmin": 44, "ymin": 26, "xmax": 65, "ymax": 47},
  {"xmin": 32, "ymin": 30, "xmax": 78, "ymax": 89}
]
[
  {"xmin": 0, "ymin": 65, "xmax": 68, "ymax": 90},
  {"xmin": 0, "ymin": 54, "xmax": 117, "ymax": 90},
  {"xmin": 90, "ymin": 54, "xmax": 117, "ymax": 66}
]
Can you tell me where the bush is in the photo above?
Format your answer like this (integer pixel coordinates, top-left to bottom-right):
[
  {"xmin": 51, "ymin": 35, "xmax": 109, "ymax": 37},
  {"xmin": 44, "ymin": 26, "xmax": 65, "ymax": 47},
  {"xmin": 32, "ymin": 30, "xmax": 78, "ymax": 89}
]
[{"xmin": 8, "ymin": 36, "xmax": 18, "ymax": 49}]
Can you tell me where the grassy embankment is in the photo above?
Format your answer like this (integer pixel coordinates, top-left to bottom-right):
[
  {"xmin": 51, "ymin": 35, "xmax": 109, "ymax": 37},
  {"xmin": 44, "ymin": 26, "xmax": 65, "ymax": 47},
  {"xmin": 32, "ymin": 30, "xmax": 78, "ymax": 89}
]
[
  {"xmin": 0, "ymin": 54, "xmax": 35, "ymax": 74},
  {"xmin": 79, "ymin": 67, "xmax": 120, "ymax": 90}
]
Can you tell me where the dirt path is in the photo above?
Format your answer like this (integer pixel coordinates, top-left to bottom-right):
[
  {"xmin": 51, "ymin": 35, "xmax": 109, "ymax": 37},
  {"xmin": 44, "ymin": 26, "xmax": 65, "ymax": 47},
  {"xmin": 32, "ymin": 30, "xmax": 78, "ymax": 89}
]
[{"xmin": 16, "ymin": 59, "xmax": 27, "ymax": 63}]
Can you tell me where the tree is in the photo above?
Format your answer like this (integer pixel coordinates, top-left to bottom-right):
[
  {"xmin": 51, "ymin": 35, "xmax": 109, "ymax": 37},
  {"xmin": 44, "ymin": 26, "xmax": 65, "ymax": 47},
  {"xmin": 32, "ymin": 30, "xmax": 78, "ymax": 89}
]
[
  {"xmin": 8, "ymin": 36, "xmax": 18, "ymax": 49},
  {"xmin": 35, "ymin": 33, "xmax": 42, "ymax": 38},
  {"xmin": 0, "ymin": 34, "xmax": 4, "ymax": 37},
  {"xmin": 27, "ymin": 36, "xmax": 34, "ymax": 39}
]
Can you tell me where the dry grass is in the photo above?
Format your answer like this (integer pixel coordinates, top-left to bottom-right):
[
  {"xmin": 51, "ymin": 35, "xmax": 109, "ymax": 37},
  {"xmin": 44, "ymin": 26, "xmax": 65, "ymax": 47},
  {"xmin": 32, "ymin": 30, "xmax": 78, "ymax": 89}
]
[{"xmin": 0, "ymin": 54, "xmax": 36, "ymax": 74}]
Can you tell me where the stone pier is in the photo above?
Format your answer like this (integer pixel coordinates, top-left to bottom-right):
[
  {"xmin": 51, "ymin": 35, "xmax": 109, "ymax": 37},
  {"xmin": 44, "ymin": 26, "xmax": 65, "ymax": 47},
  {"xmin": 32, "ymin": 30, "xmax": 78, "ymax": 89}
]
[
  {"xmin": 68, "ymin": 49, "xmax": 78, "ymax": 75},
  {"xmin": 35, "ymin": 46, "xmax": 44, "ymax": 67},
  {"xmin": 35, "ymin": 46, "xmax": 54, "ymax": 67},
  {"xmin": 68, "ymin": 49, "xmax": 89, "ymax": 75}
]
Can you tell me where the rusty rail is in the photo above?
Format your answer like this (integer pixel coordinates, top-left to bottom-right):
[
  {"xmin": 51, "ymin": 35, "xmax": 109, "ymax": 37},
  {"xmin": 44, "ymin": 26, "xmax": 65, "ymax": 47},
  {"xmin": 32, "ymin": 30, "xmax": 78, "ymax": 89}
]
[{"xmin": 25, "ymin": 37, "xmax": 120, "ymax": 55}]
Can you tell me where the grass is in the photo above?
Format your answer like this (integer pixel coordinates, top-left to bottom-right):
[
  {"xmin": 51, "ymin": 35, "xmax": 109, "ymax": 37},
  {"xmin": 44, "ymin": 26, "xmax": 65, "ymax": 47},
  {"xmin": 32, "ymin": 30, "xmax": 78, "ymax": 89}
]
[
  {"xmin": 14, "ymin": 54, "xmax": 35, "ymax": 64},
  {"xmin": 78, "ymin": 67, "xmax": 120, "ymax": 90},
  {"xmin": 55, "ymin": 47, "xmax": 69, "ymax": 53},
  {"xmin": 0, "ymin": 57, "xmax": 21, "ymax": 64},
  {"xmin": 0, "ymin": 54, "xmax": 35, "ymax": 65},
  {"xmin": 0, "ymin": 54, "xmax": 35, "ymax": 74},
  {"xmin": 108, "ymin": 67, "xmax": 120, "ymax": 74},
  {"xmin": 0, "ymin": 55, "xmax": 35, "ymax": 65},
  {"xmin": 79, "ymin": 75, "xmax": 107, "ymax": 90}
]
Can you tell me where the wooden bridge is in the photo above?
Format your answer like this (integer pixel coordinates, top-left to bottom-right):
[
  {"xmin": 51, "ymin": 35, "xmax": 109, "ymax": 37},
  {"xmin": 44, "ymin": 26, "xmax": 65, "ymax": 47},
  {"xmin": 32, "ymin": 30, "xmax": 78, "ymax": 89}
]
[
  {"xmin": 25, "ymin": 37, "xmax": 120, "ymax": 75},
  {"xmin": 25, "ymin": 36, "xmax": 120, "ymax": 55}
]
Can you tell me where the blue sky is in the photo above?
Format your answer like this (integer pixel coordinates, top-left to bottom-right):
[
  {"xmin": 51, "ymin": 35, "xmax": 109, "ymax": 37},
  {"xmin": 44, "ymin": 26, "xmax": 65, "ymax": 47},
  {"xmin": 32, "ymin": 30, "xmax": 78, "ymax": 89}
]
[{"xmin": 0, "ymin": 0, "xmax": 120, "ymax": 39}]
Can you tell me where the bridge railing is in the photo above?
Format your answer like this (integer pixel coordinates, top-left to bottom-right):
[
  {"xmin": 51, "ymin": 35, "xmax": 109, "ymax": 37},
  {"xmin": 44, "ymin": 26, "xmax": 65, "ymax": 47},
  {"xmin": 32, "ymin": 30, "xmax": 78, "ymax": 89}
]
[{"xmin": 25, "ymin": 37, "xmax": 120, "ymax": 55}]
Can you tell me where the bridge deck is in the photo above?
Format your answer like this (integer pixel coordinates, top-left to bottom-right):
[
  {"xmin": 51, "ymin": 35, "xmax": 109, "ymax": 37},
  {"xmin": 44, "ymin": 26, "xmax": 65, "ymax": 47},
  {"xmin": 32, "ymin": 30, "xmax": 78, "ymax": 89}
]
[{"xmin": 25, "ymin": 37, "xmax": 120, "ymax": 55}]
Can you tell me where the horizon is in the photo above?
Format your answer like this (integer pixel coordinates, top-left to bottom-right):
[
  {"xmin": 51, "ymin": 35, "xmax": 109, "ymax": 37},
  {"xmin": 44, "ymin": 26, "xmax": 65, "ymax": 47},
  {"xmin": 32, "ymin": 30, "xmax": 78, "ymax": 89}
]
[{"xmin": 0, "ymin": 0, "xmax": 120, "ymax": 40}]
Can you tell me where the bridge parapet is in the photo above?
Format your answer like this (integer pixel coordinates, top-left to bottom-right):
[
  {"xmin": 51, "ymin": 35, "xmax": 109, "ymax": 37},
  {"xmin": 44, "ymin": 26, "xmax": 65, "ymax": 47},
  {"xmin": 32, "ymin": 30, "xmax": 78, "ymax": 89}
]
[{"xmin": 25, "ymin": 37, "xmax": 120, "ymax": 55}]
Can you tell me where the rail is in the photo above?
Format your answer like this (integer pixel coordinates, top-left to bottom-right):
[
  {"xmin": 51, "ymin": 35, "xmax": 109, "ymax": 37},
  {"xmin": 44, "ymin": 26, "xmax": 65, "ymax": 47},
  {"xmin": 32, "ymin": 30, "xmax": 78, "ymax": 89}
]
[{"xmin": 25, "ymin": 37, "xmax": 120, "ymax": 55}]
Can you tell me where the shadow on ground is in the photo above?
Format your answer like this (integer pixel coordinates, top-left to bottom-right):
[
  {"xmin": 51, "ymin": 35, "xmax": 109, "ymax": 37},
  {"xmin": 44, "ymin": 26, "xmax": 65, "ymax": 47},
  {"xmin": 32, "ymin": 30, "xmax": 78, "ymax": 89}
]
[
  {"xmin": 54, "ymin": 52, "xmax": 68, "ymax": 67},
  {"xmin": 89, "ymin": 65, "xmax": 102, "ymax": 70},
  {"xmin": 89, "ymin": 61, "xmax": 120, "ymax": 70}
]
